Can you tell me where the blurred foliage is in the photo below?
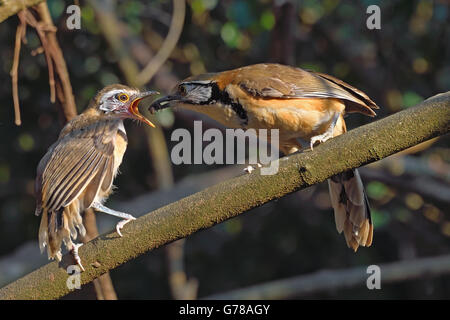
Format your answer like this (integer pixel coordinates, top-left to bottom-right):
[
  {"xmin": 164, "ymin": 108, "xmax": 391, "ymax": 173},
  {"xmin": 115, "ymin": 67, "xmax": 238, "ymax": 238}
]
[{"xmin": 0, "ymin": 0, "xmax": 449, "ymax": 299}]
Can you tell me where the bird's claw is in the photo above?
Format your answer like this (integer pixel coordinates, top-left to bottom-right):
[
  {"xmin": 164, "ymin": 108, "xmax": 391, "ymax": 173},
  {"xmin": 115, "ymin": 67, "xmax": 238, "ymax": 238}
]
[
  {"xmin": 243, "ymin": 163, "xmax": 262, "ymax": 174},
  {"xmin": 244, "ymin": 165, "xmax": 255, "ymax": 174},
  {"xmin": 116, "ymin": 216, "xmax": 136, "ymax": 237},
  {"xmin": 310, "ymin": 132, "xmax": 333, "ymax": 150}
]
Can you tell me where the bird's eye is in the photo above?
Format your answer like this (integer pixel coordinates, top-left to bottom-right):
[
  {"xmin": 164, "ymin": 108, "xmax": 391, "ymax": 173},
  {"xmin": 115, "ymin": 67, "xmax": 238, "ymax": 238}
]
[
  {"xmin": 116, "ymin": 93, "xmax": 129, "ymax": 102},
  {"xmin": 179, "ymin": 85, "xmax": 187, "ymax": 96}
]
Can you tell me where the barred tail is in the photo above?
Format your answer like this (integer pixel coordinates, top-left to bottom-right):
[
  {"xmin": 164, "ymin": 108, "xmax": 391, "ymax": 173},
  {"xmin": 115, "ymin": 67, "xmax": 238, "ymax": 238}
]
[
  {"xmin": 38, "ymin": 201, "xmax": 86, "ymax": 261},
  {"xmin": 328, "ymin": 169, "xmax": 373, "ymax": 251}
]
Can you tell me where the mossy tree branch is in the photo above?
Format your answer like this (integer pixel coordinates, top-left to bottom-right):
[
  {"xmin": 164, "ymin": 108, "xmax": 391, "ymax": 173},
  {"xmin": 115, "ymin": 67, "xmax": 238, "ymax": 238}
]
[{"xmin": 0, "ymin": 92, "xmax": 449, "ymax": 299}]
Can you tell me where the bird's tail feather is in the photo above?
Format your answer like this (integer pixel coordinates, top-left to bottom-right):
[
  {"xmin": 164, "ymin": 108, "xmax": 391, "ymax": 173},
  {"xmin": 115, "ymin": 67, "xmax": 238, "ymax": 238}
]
[
  {"xmin": 38, "ymin": 201, "xmax": 86, "ymax": 261},
  {"xmin": 328, "ymin": 169, "xmax": 373, "ymax": 251}
]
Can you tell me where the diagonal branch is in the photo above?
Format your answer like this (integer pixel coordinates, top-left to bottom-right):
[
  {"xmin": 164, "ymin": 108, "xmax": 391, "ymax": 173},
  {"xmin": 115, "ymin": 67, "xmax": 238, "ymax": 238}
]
[
  {"xmin": 0, "ymin": 92, "xmax": 449, "ymax": 300},
  {"xmin": 35, "ymin": 2, "xmax": 77, "ymax": 119}
]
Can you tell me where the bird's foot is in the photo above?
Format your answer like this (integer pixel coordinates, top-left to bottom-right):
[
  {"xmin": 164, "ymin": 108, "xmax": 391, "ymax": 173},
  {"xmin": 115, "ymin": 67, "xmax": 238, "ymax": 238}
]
[
  {"xmin": 91, "ymin": 202, "xmax": 136, "ymax": 237},
  {"xmin": 243, "ymin": 163, "xmax": 262, "ymax": 174},
  {"xmin": 71, "ymin": 243, "xmax": 85, "ymax": 272},
  {"xmin": 310, "ymin": 111, "xmax": 340, "ymax": 150},
  {"xmin": 310, "ymin": 131, "xmax": 334, "ymax": 150},
  {"xmin": 116, "ymin": 216, "xmax": 136, "ymax": 237}
]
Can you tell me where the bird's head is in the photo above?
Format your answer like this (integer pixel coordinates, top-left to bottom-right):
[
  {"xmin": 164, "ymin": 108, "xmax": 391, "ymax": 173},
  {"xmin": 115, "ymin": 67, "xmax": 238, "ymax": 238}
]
[
  {"xmin": 93, "ymin": 84, "xmax": 159, "ymax": 127},
  {"xmin": 148, "ymin": 73, "xmax": 218, "ymax": 113}
]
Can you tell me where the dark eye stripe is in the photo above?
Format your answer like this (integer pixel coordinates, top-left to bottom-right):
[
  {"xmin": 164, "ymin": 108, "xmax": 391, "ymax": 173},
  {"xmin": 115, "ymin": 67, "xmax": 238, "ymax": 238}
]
[{"xmin": 186, "ymin": 82, "xmax": 248, "ymax": 125}]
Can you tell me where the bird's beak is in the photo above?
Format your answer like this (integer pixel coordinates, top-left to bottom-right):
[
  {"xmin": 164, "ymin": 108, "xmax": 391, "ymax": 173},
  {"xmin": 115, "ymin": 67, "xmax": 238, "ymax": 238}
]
[
  {"xmin": 129, "ymin": 91, "xmax": 159, "ymax": 127},
  {"xmin": 148, "ymin": 94, "xmax": 182, "ymax": 114}
]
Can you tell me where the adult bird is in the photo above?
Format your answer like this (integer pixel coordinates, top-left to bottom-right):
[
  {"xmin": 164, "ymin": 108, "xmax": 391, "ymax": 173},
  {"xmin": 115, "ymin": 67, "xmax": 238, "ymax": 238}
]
[
  {"xmin": 35, "ymin": 84, "xmax": 158, "ymax": 270},
  {"xmin": 149, "ymin": 63, "xmax": 379, "ymax": 251}
]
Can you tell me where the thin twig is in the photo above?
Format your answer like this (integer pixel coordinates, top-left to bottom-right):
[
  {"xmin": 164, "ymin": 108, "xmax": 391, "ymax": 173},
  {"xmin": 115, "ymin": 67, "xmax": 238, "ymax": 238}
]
[
  {"xmin": 24, "ymin": 10, "xmax": 56, "ymax": 103},
  {"xmin": 9, "ymin": 5, "xmax": 59, "ymax": 126},
  {"xmin": 10, "ymin": 11, "xmax": 27, "ymax": 126},
  {"xmin": 35, "ymin": 2, "xmax": 77, "ymax": 119}
]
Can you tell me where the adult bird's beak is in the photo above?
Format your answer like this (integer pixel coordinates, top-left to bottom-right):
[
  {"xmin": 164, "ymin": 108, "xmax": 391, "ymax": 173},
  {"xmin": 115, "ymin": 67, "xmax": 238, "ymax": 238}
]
[
  {"xmin": 147, "ymin": 94, "xmax": 181, "ymax": 114},
  {"xmin": 129, "ymin": 91, "xmax": 159, "ymax": 127}
]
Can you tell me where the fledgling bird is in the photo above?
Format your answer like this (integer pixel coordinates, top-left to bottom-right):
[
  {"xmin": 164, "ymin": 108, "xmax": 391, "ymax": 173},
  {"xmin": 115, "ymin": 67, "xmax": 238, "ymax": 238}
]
[
  {"xmin": 149, "ymin": 63, "xmax": 379, "ymax": 251},
  {"xmin": 35, "ymin": 84, "xmax": 158, "ymax": 270}
]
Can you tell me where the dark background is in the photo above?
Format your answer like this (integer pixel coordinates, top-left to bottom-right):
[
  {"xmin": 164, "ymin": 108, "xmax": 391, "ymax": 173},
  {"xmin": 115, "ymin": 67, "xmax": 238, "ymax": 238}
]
[{"xmin": 0, "ymin": 0, "xmax": 449, "ymax": 299}]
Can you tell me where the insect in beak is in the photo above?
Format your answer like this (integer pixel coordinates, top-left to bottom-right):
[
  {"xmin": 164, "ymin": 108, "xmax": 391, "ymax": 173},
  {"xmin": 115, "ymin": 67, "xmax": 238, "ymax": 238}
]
[
  {"xmin": 129, "ymin": 91, "xmax": 159, "ymax": 127},
  {"xmin": 147, "ymin": 94, "xmax": 181, "ymax": 114}
]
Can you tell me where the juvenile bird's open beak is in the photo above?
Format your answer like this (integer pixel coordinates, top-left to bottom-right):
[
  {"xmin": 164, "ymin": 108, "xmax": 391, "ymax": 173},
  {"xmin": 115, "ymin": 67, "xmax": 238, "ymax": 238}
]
[
  {"xmin": 148, "ymin": 94, "xmax": 181, "ymax": 114},
  {"xmin": 129, "ymin": 91, "xmax": 159, "ymax": 127}
]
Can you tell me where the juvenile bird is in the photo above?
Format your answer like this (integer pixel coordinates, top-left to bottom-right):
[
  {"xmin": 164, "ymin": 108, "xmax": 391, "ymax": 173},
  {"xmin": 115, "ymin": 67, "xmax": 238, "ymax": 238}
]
[
  {"xmin": 149, "ymin": 63, "xmax": 379, "ymax": 251},
  {"xmin": 35, "ymin": 84, "xmax": 158, "ymax": 270}
]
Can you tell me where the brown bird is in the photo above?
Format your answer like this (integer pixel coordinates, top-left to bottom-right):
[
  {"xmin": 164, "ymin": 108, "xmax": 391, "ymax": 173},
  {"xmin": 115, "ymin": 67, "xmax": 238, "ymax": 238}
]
[
  {"xmin": 35, "ymin": 84, "xmax": 158, "ymax": 270},
  {"xmin": 149, "ymin": 63, "xmax": 379, "ymax": 251}
]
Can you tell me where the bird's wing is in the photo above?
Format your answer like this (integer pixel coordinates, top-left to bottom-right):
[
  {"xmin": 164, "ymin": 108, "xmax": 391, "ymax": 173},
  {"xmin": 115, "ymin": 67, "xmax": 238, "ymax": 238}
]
[
  {"xmin": 229, "ymin": 64, "xmax": 378, "ymax": 116},
  {"xmin": 35, "ymin": 120, "xmax": 118, "ymax": 215}
]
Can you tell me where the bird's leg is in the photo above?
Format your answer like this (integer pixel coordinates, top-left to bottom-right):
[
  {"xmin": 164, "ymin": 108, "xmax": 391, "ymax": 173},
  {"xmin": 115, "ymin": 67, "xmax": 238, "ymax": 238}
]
[
  {"xmin": 310, "ymin": 112, "xmax": 340, "ymax": 150},
  {"xmin": 71, "ymin": 243, "xmax": 85, "ymax": 272},
  {"xmin": 91, "ymin": 203, "xmax": 136, "ymax": 237}
]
